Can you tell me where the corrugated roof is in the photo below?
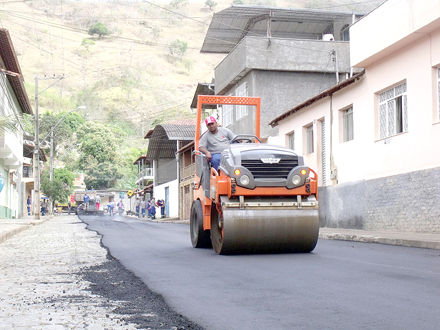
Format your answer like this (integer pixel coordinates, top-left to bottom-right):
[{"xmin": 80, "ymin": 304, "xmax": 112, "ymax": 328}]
[
  {"xmin": 0, "ymin": 29, "xmax": 33, "ymax": 115},
  {"xmin": 269, "ymin": 70, "xmax": 365, "ymax": 127},
  {"xmin": 190, "ymin": 83, "xmax": 215, "ymax": 109},
  {"xmin": 201, "ymin": 5, "xmax": 363, "ymax": 53},
  {"xmin": 23, "ymin": 143, "xmax": 47, "ymax": 162},
  {"xmin": 132, "ymin": 154, "xmax": 152, "ymax": 165},
  {"xmin": 145, "ymin": 122, "xmax": 195, "ymax": 160}
]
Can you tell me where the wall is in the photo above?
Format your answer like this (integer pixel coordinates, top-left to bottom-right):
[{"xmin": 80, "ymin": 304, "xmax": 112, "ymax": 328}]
[
  {"xmin": 277, "ymin": 16, "xmax": 440, "ymax": 232},
  {"xmin": 154, "ymin": 179, "xmax": 179, "ymax": 218},
  {"xmin": 351, "ymin": 0, "xmax": 440, "ymax": 67},
  {"xmin": 223, "ymin": 70, "xmax": 343, "ymax": 139},
  {"xmin": 156, "ymin": 158, "xmax": 177, "ymax": 186},
  {"xmin": 216, "ymin": 37, "xmax": 352, "ymax": 94}
]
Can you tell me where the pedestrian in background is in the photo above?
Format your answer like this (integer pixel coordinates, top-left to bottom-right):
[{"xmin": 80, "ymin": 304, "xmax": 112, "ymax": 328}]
[
  {"xmin": 68, "ymin": 201, "xmax": 71, "ymax": 215},
  {"xmin": 135, "ymin": 198, "xmax": 140, "ymax": 217},
  {"xmin": 140, "ymin": 198, "xmax": 146, "ymax": 218},
  {"xmin": 95, "ymin": 194, "xmax": 101, "ymax": 210},
  {"xmin": 149, "ymin": 198, "xmax": 157, "ymax": 220},
  {"xmin": 41, "ymin": 199, "xmax": 47, "ymax": 216},
  {"xmin": 147, "ymin": 200, "xmax": 151, "ymax": 218},
  {"xmin": 26, "ymin": 195, "xmax": 31, "ymax": 216},
  {"xmin": 157, "ymin": 199, "xmax": 165, "ymax": 218},
  {"xmin": 84, "ymin": 193, "xmax": 89, "ymax": 211}
]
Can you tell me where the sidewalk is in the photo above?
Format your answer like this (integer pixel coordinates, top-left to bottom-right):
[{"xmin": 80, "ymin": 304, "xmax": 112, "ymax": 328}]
[
  {"xmin": 2, "ymin": 214, "xmax": 440, "ymax": 250},
  {"xmin": 0, "ymin": 214, "xmax": 51, "ymax": 244},
  {"xmin": 319, "ymin": 227, "xmax": 440, "ymax": 250}
]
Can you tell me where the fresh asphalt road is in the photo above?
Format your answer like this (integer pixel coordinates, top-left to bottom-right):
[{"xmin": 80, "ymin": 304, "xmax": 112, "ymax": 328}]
[{"xmin": 82, "ymin": 214, "xmax": 440, "ymax": 330}]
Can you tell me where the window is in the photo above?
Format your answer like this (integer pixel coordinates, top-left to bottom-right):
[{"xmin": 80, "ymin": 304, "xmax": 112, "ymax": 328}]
[
  {"xmin": 288, "ymin": 132, "xmax": 295, "ymax": 150},
  {"xmin": 235, "ymin": 82, "xmax": 248, "ymax": 120},
  {"xmin": 340, "ymin": 24, "xmax": 350, "ymax": 41},
  {"xmin": 306, "ymin": 125, "xmax": 314, "ymax": 154},
  {"xmin": 379, "ymin": 82, "xmax": 408, "ymax": 139},
  {"xmin": 223, "ymin": 103, "xmax": 233, "ymax": 127},
  {"xmin": 342, "ymin": 107, "xmax": 354, "ymax": 142}
]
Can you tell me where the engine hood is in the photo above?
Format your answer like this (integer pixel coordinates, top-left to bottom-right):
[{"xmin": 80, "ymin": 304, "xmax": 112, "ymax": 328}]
[{"xmin": 227, "ymin": 143, "xmax": 299, "ymax": 160}]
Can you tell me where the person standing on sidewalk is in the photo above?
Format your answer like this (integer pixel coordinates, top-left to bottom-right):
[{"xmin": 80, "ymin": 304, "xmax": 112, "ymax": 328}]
[
  {"xmin": 135, "ymin": 198, "xmax": 140, "ymax": 217},
  {"xmin": 68, "ymin": 201, "xmax": 72, "ymax": 215},
  {"xmin": 157, "ymin": 199, "xmax": 165, "ymax": 218},
  {"xmin": 147, "ymin": 200, "xmax": 151, "ymax": 218},
  {"xmin": 26, "ymin": 196, "xmax": 31, "ymax": 216},
  {"xmin": 140, "ymin": 198, "xmax": 146, "ymax": 218},
  {"xmin": 41, "ymin": 199, "xmax": 47, "ymax": 216},
  {"xmin": 149, "ymin": 198, "xmax": 157, "ymax": 220}
]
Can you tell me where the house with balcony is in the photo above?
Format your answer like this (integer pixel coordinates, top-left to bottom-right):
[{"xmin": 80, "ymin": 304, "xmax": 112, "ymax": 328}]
[
  {"xmin": 0, "ymin": 28, "xmax": 33, "ymax": 218},
  {"xmin": 133, "ymin": 155, "xmax": 153, "ymax": 190},
  {"xmin": 177, "ymin": 141, "xmax": 195, "ymax": 220},
  {"xmin": 269, "ymin": 0, "xmax": 440, "ymax": 233},
  {"xmin": 201, "ymin": 5, "xmax": 364, "ymax": 141},
  {"xmin": 144, "ymin": 119, "xmax": 195, "ymax": 219}
]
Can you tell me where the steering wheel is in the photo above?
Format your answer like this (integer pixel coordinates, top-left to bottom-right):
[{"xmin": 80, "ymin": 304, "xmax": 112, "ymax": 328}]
[{"xmin": 230, "ymin": 134, "xmax": 261, "ymax": 144}]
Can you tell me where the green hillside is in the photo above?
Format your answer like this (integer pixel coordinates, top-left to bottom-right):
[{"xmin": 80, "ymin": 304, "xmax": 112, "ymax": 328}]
[
  {"xmin": 1, "ymin": 0, "xmax": 384, "ymax": 189},
  {"xmin": 2, "ymin": 0, "xmax": 383, "ymax": 135}
]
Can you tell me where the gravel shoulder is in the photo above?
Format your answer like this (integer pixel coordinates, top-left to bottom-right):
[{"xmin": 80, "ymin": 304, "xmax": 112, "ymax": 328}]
[{"xmin": 0, "ymin": 215, "xmax": 204, "ymax": 330}]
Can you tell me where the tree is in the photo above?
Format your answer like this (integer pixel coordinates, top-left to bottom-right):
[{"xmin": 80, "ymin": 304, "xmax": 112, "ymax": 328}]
[
  {"xmin": 170, "ymin": 0, "xmax": 188, "ymax": 8},
  {"xmin": 169, "ymin": 39, "xmax": 188, "ymax": 57},
  {"xmin": 88, "ymin": 23, "xmax": 109, "ymax": 38},
  {"xmin": 76, "ymin": 122, "xmax": 123, "ymax": 189},
  {"xmin": 205, "ymin": 0, "xmax": 217, "ymax": 11},
  {"xmin": 41, "ymin": 168, "xmax": 75, "ymax": 203}
]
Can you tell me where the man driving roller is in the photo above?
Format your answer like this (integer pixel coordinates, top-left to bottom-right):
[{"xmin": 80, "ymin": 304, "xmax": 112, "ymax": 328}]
[{"xmin": 199, "ymin": 116, "xmax": 236, "ymax": 171}]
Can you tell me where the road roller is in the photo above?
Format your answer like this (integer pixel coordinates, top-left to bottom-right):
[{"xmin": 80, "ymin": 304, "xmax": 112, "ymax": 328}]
[{"xmin": 191, "ymin": 95, "xmax": 319, "ymax": 255}]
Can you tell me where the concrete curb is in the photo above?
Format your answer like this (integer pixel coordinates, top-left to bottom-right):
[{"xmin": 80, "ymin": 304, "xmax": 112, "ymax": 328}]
[
  {"xmin": 319, "ymin": 232, "xmax": 440, "ymax": 250},
  {"xmin": 0, "ymin": 224, "xmax": 31, "ymax": 244}
]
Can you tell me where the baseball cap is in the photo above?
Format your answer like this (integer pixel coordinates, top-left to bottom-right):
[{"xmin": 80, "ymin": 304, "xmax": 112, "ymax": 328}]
[{"xmin": 205, "ymin": 116, "xmax": 216, "ymax": 125}]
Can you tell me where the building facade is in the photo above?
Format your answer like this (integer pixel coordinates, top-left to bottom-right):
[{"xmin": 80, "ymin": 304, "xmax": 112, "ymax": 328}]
[
  {"xmin": 201, "ymin": 6, "xmax": 364, "ymax": 141},
  {"xmin": 144, "ymin": 120, "xmax": 195, "ymax": 219},
  {"xmin": 0, "ymin": 28, "xmax": 33, "ymax": 218},
  {"xmin": 270, "ymin": 0, "xmax": 440, "ymax": 233}
]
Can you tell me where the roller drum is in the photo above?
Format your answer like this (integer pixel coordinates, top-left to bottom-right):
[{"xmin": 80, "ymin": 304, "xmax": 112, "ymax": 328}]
[{"xmin": 214, "ymin": 207, "xmax": 319, "ymax": 255}]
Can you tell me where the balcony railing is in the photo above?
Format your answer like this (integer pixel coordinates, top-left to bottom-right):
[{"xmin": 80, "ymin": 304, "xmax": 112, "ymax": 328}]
[
  {"xmin": 180, "ymin": 163, "xmax": 195, "ymax": 180},
  {"xmin": 138, "ymin": 167, "xmax": 153, "ymax": 180}
]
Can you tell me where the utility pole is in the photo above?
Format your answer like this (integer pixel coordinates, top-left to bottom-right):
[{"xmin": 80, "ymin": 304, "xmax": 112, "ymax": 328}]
[{"xmin": 33, "ymin": 74, "xmax": 64, "ymax": 219}]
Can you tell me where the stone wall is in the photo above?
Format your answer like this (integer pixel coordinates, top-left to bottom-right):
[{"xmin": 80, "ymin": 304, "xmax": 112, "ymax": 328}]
[{"xmin": 319, "ymin": 166, "xmax": 440, "ymax": 233}]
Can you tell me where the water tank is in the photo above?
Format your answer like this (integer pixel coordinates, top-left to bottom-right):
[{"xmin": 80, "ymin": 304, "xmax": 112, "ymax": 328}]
[{"xmin": 322, "ymin": 34, "xmax": 334, "ymax": 41}]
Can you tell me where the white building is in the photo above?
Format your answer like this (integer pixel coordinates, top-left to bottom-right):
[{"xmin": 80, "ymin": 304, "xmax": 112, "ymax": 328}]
[
  {"xmin": 0, "ymin": 28, "xmax": 33, "ymax": 219},
  {"xmin": 270, "ymin": 0, "xmax": 440, "ymax": 233}
]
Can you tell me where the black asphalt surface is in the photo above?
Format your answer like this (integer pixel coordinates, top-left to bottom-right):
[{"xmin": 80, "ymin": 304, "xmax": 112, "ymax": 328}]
[{"xmin": 81, "ymin": 214, "xmax": 440, "ymax": 330}]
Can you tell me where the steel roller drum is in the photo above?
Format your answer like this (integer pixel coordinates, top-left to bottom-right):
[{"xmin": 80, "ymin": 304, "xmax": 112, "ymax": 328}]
[{"xmin": 214, "ymin": 205, "xmax": 319, "ymax": 255}]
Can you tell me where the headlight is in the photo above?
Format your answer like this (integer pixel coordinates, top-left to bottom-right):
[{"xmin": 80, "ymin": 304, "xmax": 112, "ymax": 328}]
[
  {"xmin": 292, "ymin": 174, "xmax": 302, "ymax": 185},
  {"xmin": 239, "ymin": 175, "xmax": 250, "ymax": 186}
]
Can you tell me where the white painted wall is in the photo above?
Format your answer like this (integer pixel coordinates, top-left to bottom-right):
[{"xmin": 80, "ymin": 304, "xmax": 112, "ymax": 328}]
[
  {"xmin": 154, "ymin": 179, "xmax": 179, "ymax": 218},
  {"xmin": 277, "ymin": 0, "xmax": 440, "ymax": 186},
  {"xmin": 351, "ymin": 0, "xmax": 440, "ymax": 67}
]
